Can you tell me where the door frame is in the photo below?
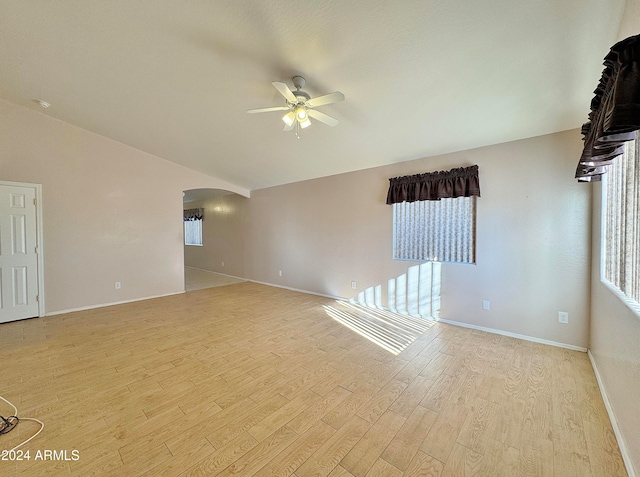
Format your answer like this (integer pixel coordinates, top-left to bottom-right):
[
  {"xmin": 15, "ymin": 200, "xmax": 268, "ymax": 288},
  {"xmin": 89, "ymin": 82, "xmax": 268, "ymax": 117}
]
[{"xmin": 0, "ymin": 180, "xmax": 45, "ymax": 317}]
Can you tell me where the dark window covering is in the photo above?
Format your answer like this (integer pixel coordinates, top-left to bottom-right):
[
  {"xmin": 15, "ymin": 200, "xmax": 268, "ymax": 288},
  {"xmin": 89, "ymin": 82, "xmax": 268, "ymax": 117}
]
[
  {"xmin": 386, "ymin": 165, "xmax": 480, "ymax": 205},
  {"xmin": 576, "ymin": 34, "xmax": 640, "ymax": 182},
  {"xmin": 183, "ymin": 208, "xmax": 203, "ymax": 221}
]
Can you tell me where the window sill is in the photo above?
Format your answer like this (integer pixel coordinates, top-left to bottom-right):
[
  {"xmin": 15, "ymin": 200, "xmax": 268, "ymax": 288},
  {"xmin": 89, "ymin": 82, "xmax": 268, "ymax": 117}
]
[
  {"xmin": 601, "ymin": 278, "xmax": 640, "ymax": 320},
  {"xmin": 185, "ymin": 244, "xmax": 203, "ymax": 247}
]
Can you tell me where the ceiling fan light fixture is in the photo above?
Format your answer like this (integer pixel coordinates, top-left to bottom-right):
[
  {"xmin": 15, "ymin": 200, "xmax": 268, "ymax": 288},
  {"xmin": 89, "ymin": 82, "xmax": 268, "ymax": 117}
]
[
  {"xmin": 282, "ymin": 111, "xmax": 295, "ymax": 127},
  {"xmin": 299, "ymin": 117, "xmax": 311, "ymax": 129},
  {"xmin": 295, "ymin": 106, "xmax": 308, "ymax": 121}
]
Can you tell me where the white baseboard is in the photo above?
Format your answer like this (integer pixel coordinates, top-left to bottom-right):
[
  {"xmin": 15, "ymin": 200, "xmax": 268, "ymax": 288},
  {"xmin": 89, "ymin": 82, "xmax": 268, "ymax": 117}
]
[
  {"xmin": 246, "ymin": 279, "xmax": 344, "ymax": 301},
  {"xmin": 588, "ymin": 350, "xmax": 637, "ymax": 477},
  {"xmin": 242, "ymin": 282, "xmax": 589, "ymax": 353},
  {"xmin": 45, "ymin": 277, "xmax": 338, "ymax": 317},
  {"xmin": 436, "ymin": 318, "xmax": 588, "ymax": 352},
  {"xmin": 238, "ymin": 283, "xmax": 587, "ymax": 356},
  {"xmin": 45, "ymin": 280, "xmax": 585, "ymax": 354},
  {"xmin": 185, "ymin": 266, "xmax": 246, "ymax": 282},
  {"xmin": 45, "ymin": 291, "xmax": 185, "ymax": 317}
]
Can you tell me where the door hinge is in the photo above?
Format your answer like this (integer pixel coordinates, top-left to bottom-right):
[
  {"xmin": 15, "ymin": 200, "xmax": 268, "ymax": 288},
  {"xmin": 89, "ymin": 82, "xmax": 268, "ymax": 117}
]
[
  {"xmin": 33, "ymin": 198, "xmax": 37, "ymax": 206},
  {"xmin": 36, "ymin": 295, "xmax": 39, "ymax": 302}
]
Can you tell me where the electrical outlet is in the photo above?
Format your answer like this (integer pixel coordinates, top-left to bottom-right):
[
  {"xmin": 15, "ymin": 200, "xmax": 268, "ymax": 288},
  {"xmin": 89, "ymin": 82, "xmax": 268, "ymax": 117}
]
[
  {"xmin": 221, "ymin": 261, "xmax": 224, "ymax": 267},
  {"xmin": 482, "ymin": 300, "xmax": 490, "ymax": 310},
  {"xmin": 351, "ymin": 281, "xmax": 357, "ymax": 289},
  {"xmin": 279, "ymin": 270, "xmax": 283, "ymax": 277},
  {"xmin": 115, "ymin": 282, "xmax": 121, "ymax": 290},
  {"xmin": 558, "ymin": 311, "xmax": 569, "ymax": 324}
]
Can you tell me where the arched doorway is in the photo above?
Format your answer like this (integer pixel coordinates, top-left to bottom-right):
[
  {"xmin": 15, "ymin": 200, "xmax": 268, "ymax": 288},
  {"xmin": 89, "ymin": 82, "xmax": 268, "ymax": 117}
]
[{"xmin": 182, "ymin": 188, "xmax": 246, "ymax": 291}]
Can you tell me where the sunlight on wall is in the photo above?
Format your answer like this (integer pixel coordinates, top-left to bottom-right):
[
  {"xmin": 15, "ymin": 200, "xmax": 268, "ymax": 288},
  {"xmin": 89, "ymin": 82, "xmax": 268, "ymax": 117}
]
[
  {"xmin": 356, "ymin": 262, "xmax": 441, "ymax": 318},
  {"xmin": 324, "ymin": 262, "xmax": 442, "ymax": 355}
]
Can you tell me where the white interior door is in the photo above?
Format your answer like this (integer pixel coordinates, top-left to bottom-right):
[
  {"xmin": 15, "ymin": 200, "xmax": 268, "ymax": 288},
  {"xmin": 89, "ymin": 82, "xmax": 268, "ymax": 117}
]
[{"xmin": 0, "ymin": 184, "xmax": 39, "ymax": 323}]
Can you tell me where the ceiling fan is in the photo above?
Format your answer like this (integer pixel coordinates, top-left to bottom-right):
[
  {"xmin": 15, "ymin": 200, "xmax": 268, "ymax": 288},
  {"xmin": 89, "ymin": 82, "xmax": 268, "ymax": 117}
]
[{"xmin": 247, "ymin": 76, "xmax": 345, "ymax": 137}]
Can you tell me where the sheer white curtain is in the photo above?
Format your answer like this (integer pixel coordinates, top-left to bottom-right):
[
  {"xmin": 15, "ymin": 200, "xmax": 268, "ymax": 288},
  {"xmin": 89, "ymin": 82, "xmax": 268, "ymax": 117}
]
[
  {"xmin": 184, "ymin": 219, "xmax": 203, "ymax": 246},
  {"xmin": 183, "ymin": 207, "xmax": 203, "ymax": 246},
  {"xmin": 604, "ymin": 138, "xmax": 640, "ymax": 304}
]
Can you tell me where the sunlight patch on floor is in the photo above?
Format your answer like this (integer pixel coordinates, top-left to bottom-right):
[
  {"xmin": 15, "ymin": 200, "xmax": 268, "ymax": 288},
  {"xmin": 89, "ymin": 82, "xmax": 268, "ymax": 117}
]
[{"xmin": 323, "ymin": 300, "xmax": 435, "ymax": 355}]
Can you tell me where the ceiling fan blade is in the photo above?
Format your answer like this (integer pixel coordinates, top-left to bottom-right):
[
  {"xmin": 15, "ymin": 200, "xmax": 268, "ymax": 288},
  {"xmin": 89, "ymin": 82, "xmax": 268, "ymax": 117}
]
[
  {"xmin": 307, "ymin": 91, "xmax": 345, "ymax": 108},
  {"xmin": 272, "ymin": 82, "xmax": 297, "ymax": 103},
  {"xmin": 247, "ymin": 106, "xmax": 290, "ymax": 114},
  {"xmin": 308, "ymin": 109, "xmax": 339, "ymax": 127}
]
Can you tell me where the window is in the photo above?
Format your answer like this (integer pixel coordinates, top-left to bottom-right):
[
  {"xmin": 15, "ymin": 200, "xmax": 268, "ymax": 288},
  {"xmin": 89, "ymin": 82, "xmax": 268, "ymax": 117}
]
[
  {"xmin": 184, "ymin": 219, "xmax": 202, "ymax": 246},
  {"xmin": 393, "ymin": 196, "xmax": 476, "ymax": 264},
  {"xmin": 603, "ymin": 138, "xmax": 640, "ymax": 307},
  {"xmin": 184, "ymin": 208, "xmax": 203, "ymax": 246},
  {"xmin": 387, "ymin": 165, "xmax": 480, "ymax": 264}
]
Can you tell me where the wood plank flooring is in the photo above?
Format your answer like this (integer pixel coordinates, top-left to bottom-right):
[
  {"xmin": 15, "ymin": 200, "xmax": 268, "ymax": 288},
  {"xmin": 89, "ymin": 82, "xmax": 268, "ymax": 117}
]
[{"xmin": 0, "ymin": 282, "xmax": 627, "ymax": 476}]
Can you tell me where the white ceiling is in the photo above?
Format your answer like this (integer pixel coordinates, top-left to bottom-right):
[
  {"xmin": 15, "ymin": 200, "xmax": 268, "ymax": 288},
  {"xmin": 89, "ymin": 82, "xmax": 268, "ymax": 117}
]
[{"xmin": 0, "ymin": 1, "xmax": 627, "ymax": 191}]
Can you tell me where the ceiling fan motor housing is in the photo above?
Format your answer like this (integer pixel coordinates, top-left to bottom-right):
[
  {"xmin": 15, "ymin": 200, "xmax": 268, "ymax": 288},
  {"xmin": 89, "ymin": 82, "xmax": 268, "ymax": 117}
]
[
  {"xmin": 292, "ymin": 91, "xmax": 310, "ymax": 103},
  {"xmin": 290, "ymin": 76, "xmax": 310, "ymax": 103},
  {"xmin": 292, "ymin": 75, "xmax": 306, "ymax": 90}
]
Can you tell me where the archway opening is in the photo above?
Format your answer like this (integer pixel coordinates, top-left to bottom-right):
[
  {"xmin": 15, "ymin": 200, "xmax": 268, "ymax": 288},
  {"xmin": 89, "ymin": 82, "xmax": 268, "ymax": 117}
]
[{"xmin": 182, "ymin": 188, "xmax": 247, "ymax": 291}]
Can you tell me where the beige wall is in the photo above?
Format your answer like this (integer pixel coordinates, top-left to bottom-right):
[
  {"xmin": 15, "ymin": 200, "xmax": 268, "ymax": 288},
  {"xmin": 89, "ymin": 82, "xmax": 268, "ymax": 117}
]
[
  {"xmin": 184, "ymin": 194, "xmax": 247, "ymax": 278},
  {"xmin": 244, "ymin": 129, "xmax": 591, "ymax": 348},
  {"xmin": 0, "ymin": 98, "xmax": 248, "ymax": 313},
  {"xmin": 588, "ymin": 3, "xmax": 640, "ymax": 474},
  {"xmin": 10, "ymin": 81, "xmax": 589, "ymax": 350},
  {"xmin": 590, "ymin": 183, "xmax": 640, "ymax": 475}
]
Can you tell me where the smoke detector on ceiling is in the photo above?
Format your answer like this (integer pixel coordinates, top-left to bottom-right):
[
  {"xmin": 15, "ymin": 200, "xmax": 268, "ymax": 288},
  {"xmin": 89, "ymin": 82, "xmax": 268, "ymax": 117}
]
[{"xmin": 33, "ymin": 99, "xmax": 51, "ymax": 109}]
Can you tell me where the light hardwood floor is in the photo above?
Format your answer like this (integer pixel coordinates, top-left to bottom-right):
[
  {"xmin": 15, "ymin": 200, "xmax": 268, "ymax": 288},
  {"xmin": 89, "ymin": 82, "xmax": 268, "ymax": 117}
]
[{"xmin": 0, "ymin": 282, "xmax": 627, "ymax": 476}]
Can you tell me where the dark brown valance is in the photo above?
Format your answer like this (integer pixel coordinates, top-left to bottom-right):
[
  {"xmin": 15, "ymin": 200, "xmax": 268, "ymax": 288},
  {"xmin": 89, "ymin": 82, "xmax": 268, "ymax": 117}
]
[
  {"xmin": 576, "ymin": 34, "xmax": 640, "ymax": 182},
  {"xmin": 386, "ymin": 165, "xmax": 480, "ymax": 205},
  {"xmin": 183, "ymin": 208, "xmax": 203, "ymax": 221}
]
